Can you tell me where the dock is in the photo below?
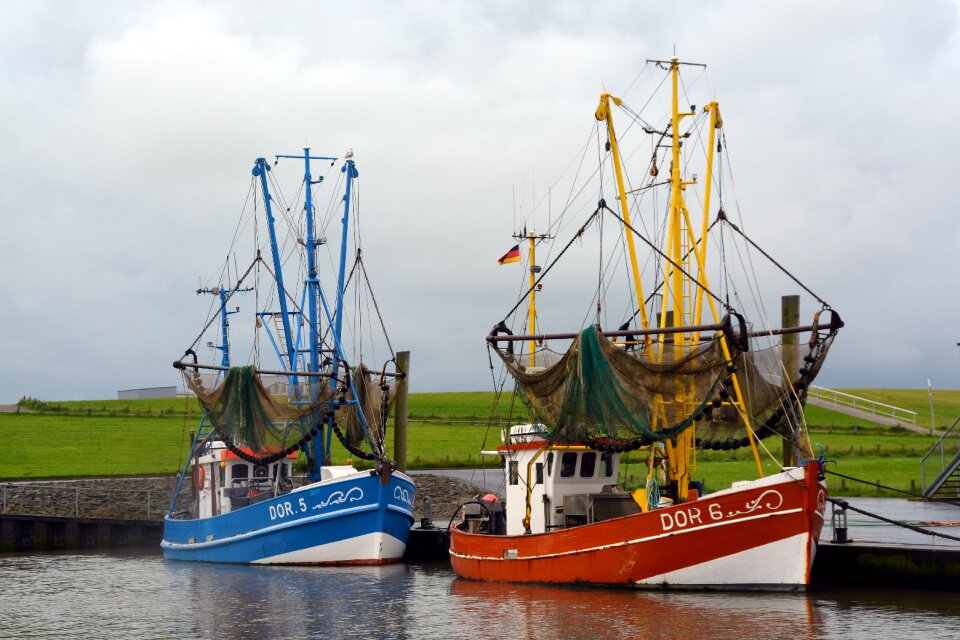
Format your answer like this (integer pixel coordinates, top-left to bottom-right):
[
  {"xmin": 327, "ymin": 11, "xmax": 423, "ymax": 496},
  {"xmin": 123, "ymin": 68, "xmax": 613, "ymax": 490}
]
[{"xmin": 813, "ymin": 540, "xmax": 960, "ymax": 590}]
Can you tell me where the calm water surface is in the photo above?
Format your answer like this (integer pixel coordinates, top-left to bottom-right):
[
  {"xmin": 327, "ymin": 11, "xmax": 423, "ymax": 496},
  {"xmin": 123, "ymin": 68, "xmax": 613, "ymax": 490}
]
[{"xmin": 1, "ymin": 550, "xmax": 958, "ymax": 639}]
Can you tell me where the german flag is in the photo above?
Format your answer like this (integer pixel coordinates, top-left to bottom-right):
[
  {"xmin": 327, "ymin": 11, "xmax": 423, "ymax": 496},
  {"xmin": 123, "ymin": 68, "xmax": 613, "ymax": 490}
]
[{"xmin": 497, "ymin": 244, "xmax": 521, "ymax": 265}]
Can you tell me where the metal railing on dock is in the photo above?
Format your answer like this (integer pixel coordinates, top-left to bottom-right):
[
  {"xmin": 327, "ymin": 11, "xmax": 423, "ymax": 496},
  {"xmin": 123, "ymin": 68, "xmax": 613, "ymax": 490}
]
[
  {"xmin": 921, "ymin": 415, "xmax": 960, "ymax": 498},
  {"xmin": 1, "ymin": 482, "xmax": 170, "ymax": 521},
  {"xmin": 808, "ymin": 385, "xmax": 918, "ymax": 426}
]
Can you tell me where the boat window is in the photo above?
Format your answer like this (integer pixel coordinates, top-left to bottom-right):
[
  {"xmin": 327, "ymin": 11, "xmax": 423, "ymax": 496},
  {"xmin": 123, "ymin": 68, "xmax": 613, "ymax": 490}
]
[
  {"xmin": 560, "ymin": 452, "xmax": 577, "ymax": 478},
  {"xmin": 580, "ymin": 452, "xmax": 596, "ymax": 477},
  {"xmin": 601, "ymin": 452, "xmax": 615, "ymax": 477},
  {"xmin": 535, "ymin": 462, "xmax": 544, "ymax": 486},
  {"xmin": 232, "ymin": 464, "xmax": 249, "ymax": 480},
  {"xmin": 546, "ymin": 452, "xmax": 553, "ymax": 477},
  {"xmin": 509, "ymin": 460, "xmax": 519, "ymax": 486}
]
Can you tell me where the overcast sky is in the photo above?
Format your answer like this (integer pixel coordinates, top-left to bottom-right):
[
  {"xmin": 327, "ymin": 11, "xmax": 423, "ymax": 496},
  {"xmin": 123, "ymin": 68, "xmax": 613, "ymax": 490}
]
[{"xmin": 1, "ymin": 0, "xmax": 959, "ymax": 403}]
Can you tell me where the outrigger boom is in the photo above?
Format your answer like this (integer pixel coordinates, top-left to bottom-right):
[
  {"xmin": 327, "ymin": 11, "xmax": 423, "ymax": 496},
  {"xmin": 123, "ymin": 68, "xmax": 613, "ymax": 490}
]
[{"xmin": 488, "ymin": 319, "xmax": 841, "ymax": 344}]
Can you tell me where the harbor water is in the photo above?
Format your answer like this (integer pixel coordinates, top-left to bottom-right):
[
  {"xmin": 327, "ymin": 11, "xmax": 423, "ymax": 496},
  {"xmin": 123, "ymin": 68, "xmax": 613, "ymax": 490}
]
[{"xmin": 1, "ymin": 549, "xmax": 959, "ymax": 639}]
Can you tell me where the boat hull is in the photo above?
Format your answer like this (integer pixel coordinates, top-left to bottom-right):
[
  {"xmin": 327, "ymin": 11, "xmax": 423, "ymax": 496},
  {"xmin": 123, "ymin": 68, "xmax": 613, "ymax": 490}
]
[
  {"xmin": 162, "ymin": 471, "xmax": 415, "ymax": 565},
  {"xmin": 450, "ymin": 462, "xmax": 825, "ymax": 590}
]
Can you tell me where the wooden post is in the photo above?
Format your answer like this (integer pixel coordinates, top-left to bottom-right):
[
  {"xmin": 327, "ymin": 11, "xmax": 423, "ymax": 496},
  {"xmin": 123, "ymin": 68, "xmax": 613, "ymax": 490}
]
[
  {"xmin": 781, "ymin": 295, "xmax": 800, "ymax": 467},
  {"xmin": 393, "ymin": 351, "xmax": 410, "ymax": 472}
]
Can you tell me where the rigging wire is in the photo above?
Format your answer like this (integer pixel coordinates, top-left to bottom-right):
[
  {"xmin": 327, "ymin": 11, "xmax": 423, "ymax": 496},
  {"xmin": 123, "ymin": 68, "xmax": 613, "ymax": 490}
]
[
  {"xmin": 601, "ymin": 203, "xmax": 732, "ymax": 314},
  {"xmin": 501, "ymin": 207, "xmax": 601, "ymax": 324}
]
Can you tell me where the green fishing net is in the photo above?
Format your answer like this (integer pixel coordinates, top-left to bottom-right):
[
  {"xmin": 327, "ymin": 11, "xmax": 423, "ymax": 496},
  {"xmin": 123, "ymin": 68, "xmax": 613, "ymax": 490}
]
[
  {"xmin": 183, "ymin": 366, "xmax": 328, "ymax": 452},
  {"xmin": 499, "ymin": 325, "xmax": 835, "ymax": 445}
]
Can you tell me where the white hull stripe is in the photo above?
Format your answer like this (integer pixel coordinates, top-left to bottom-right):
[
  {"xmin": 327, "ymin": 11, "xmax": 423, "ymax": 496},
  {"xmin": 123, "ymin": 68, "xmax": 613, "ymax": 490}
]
[
  {"xmin": 634, "ymin": 532, "xmax": 810, "ymax": 587},
  {"xmin": 252, "ymin": 532, "xmax": 407, "ymax": 565},
  {"xmin": 162, "ymin": 502, "xmax": 413, "ymax": 550},
  {"xmin": 450, "ymin": 507, "xmax": 803, "ymax": 562}
]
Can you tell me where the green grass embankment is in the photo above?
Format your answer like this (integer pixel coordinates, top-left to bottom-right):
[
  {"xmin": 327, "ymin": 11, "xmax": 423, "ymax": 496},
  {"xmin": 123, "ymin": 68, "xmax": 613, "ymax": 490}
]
[{"xmin": 4, "ymin": 390, "xmax": 958, "ymax": 496}]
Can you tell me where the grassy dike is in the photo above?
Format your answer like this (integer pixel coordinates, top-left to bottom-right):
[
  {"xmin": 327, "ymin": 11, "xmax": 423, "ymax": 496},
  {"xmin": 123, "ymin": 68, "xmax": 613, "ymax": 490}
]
[{"xmin": 4, "ymin": 390, "xmax": 959, "ymax": 497}]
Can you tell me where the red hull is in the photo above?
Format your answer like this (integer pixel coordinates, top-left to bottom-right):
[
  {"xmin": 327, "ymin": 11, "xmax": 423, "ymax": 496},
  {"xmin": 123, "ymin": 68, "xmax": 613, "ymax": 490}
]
[{"xmin": 450, "ymin": 462, "xmax": 826, "ymax": 590}]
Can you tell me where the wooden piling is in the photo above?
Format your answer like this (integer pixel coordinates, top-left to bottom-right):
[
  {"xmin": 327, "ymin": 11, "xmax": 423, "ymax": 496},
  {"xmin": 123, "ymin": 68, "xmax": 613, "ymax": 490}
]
[
  {"xmin": 393, "ymin": 351, "xmax": 410, "ymax": 472},
  {"xmin": 781, "ymin": 295, "xmax": 800, "ymax": 467}
]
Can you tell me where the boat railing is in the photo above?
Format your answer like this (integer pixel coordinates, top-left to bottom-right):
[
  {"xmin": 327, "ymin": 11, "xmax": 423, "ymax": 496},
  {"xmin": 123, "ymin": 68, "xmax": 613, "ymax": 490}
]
[
  {"xmin": 0, "ymin": 482, "xmax": 172, "ymax": 520},
  {"xmin": 807, "ymin": 385, "xmax": 918, "ymax": 426},
  {"xmin": 920, "ymin": 415, "xmax": 960, "ymax": 494}
]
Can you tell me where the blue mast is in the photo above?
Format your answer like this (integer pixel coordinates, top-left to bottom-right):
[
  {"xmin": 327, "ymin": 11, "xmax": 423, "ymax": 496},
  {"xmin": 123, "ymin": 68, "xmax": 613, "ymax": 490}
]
[
  {"xmin": 198, "ymin": 285, "xmax": 252, "ymax": 369},
  {"xmin": 252, "ymin": 158, "xmax": 297, "ymax": 372},
  {"xmin": 325, "ymin": 154, "xmax": 359, "ymax": 459},
  {"xmin": 275, "ymin": 149, "xmax": 337, "ymax": 482},
  {"xmin": 332, "ymin": 155, "xmax": 357, "ymax": 380},
  {"xmin": 273, "ymin": 149, "xmax": 337, "ymax": 376}
]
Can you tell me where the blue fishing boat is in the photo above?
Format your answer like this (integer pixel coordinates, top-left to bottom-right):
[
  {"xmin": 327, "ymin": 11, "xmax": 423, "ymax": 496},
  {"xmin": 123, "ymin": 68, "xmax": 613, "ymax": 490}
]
[{"xmin": 162, "ymin": 149, "xmax": 415, "ymax": 564}]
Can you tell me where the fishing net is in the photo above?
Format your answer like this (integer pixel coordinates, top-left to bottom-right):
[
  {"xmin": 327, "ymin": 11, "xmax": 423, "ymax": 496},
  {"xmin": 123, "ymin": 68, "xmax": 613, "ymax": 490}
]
[
  {"xmin": 342, "ymin": 364, "xmax": 397, "ymax": 451},
  {"xmin": 498, "ymin": 324, "xmax": 836, "ymax": 448},
  {"xmin": 182, "ymin": 366, "xmax": 329, "ymax": 453},
  {"xmin": 183, "ymin": 363, "xmax": 397, "ymax": 459},
  {"xmin": 696, "ymin": 330, "xmax": 836, "ymax": 451},
  {"xmin": 498, "ymin": 325, "xmax": 731, "ymax": 442}
]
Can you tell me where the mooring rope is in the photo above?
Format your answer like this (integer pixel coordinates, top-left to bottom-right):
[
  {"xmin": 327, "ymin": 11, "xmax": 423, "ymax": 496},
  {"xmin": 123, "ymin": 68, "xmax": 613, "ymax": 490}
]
[
  {"xmin": 825, "ymin": 469, "xmax": 921, "ymax": 498},
  {"xmin": 828, "ymin": 497, "xmax": 960, "ymax": 543}
]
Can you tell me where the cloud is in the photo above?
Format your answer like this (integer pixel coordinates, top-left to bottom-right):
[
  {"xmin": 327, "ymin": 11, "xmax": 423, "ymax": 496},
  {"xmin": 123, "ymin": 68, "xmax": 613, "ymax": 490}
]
[{"xmin": 1, "ymin": 0, "xmax": 959, "ymax": 403}]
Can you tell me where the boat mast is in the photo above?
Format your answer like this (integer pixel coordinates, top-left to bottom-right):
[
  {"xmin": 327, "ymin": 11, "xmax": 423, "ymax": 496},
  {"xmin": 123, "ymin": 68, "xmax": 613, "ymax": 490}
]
[
  {"xmin": 274, "ymin": 149, "xmax": 338, "ymax": 375},
  {"xmin": 655, "ymin": 57, "xmax": 764, "ymax": 481},
  {"xmin": 595, "ymin": 94, "xmax": 651, "ymax": 343},
  {"xmin": 331, "ymin": 153, "xmax": 357, "ymax": 389},
  {"xmin": 515, "ymin": 230, "xmax": 552, "ymax": 368},
  {"xmin": 253, "ymin": 158, "xmax": 297, "ymax": 373},
  {"xmin": 198, "ymin": 285, "xmax": 252, "ymax": 369},
  {"xmin": 274, "ymin": 149, "xmax": 338, "ymax": 480},
  {"xmin": 317, "ymin": 152, "xmax": 361, "ymax": 469}
]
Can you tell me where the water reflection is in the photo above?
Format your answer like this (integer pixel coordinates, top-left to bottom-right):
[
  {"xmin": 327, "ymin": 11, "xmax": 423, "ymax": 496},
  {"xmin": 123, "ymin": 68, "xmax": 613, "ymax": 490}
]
[
  {"xmin": 1, "ymin": 551, "xmax": 958, "ymax": 639},
  {"xmin": 446, "ymin": 579, "xmax": 821, "ymax": 640}
]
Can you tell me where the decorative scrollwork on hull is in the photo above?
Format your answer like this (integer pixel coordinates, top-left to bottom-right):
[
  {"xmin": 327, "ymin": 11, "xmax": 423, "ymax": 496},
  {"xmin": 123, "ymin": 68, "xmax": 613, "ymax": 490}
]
[
  {"xmin": 313, "ymin": 486, "xmax": 364, "ymax": 510},
  {"xmin": 726, "ymin": 489, "xmax": 784, "ymax": 517}
]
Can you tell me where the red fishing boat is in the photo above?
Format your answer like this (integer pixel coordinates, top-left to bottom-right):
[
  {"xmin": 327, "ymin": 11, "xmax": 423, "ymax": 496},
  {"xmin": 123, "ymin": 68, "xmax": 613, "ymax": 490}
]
[{"xmin": 450, "ymin": 57, "xmax": 842, "ymax": 590}]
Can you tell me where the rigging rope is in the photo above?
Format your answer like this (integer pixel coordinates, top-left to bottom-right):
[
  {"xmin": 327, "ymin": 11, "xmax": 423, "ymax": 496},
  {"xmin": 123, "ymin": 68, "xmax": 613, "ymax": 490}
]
[
  {"xmin": 185, "ymin": 254, "xmax": 263, "ymax": 353},
  {"xmin": 718, "ymin": 212, "xmax": 829, "ymax": 307},
  {"xmin": 501, "ymin": 207, "xmax": 600, "ymax": 323},
  {"xmin": 601, "ymin": 203, "xmax": 732, "ymax": 314},
  {"xmin": 357, "ymin": 254, "xmax": 395, "ymax": 360}
]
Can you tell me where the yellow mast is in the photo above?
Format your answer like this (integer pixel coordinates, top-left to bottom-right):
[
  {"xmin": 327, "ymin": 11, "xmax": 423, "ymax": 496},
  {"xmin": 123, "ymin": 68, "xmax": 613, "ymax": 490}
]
[
  {"xmin": 658, "ymin": 58, "xmax": 764, "ymax": 479},
  {"xmin": 591, "ymin": 58, "xmax": 765, "ymax": 500},
  {"xmin": 658, "ymin": 57, "xmax": 700, "ymax": 499},
  {"xmin": 527, "ymin": 234, "xmax": 537, "ymax": 368},
  {"xmin": 516, "ymin": 230, "xmax": 552, "ymax": 369},
  {"xmin": 596, "ymin": 94, "xmax": 651, "ymax": 343}
]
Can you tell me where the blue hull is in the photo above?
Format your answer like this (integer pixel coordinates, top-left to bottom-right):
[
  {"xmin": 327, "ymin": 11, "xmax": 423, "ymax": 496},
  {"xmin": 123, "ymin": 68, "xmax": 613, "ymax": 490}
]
[{"xmin": 162, "ymin": 471, "xmax": 415, "ymax": 564}]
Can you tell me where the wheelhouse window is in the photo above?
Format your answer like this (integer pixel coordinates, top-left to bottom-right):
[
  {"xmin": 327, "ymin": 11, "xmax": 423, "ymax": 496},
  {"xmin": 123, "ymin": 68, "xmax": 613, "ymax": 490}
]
[
  {"xmin": 232, "ymin": 463, "xmax": 249, "ymax": 480},
  {"xmin": 560, "ymin": 452, "xmax": 577, "ymax": 478},
  {"xmin": 509, "ymin": 460, "xmax": 519, "ymax": 485},
  {"xmin": 601, "ymin": 452, "xmax": 615, "ymax": 477},
  {"xmin": 535, "ymin": 462, "xmax": 544, "ymax": 485},
  {"xmin": 580, "ymin": 452, "xmax": 596, "ymax": 477}
]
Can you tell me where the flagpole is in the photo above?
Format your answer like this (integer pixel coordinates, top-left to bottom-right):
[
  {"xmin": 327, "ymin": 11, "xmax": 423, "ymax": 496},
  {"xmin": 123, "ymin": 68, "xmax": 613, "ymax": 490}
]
[
  {"xmin": 509, "ymin": 230, "xmax": 553, "ymax": 369},
  {"xmin": 527, "ymin": 233, "xmax": 536, "ymax": 368}
]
